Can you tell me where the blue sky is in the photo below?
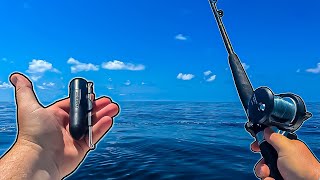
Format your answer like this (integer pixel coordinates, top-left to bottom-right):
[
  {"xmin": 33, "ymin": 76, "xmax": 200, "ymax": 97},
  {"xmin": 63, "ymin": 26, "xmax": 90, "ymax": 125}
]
[{"xmin": 0, "ymin": 0, "xmax": 319, "ymax": 103}]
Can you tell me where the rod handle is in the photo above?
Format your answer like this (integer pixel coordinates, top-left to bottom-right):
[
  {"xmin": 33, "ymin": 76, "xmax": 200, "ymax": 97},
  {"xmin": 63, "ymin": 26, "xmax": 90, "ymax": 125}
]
[{"xmin": 259, "ymin": 141, "xmax": 284, "ymax": 180}]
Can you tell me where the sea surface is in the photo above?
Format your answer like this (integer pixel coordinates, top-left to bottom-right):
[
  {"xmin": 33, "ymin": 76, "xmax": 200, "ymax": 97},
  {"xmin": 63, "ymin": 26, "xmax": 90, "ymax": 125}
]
[{"xmin": 1, "ymin": 102, "xmax": 320, "ymax": 180}]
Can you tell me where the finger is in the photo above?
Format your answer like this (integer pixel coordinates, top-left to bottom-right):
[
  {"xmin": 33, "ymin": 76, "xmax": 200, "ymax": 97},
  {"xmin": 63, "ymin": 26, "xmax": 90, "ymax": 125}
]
[
  {"xmin": 92, "ymin": 97, "xmax": 113, "ymax": 115},
  {"xmin": 264, "ymin": 127, "xmax": 291, "ymax": 153},
  {"xmin": 255, "ymin": 159, "xmax": 270, "ymax": 178},
  {"xmin": 93, "ymin": 103, "xmax": 119, "ymax": 124},
  {"xmin": 251, "ymin": 141, "xmax": 261, "ymax": 152},
  {"xmin": 10, "ymin": 73, "xmax": 41, "ymax": 110},
  {"xmin": 54, "ymin": 96, "xmax": 111, "ymax": 114},
  {"xmin": 263, "ymin": 178, "xmax": 275, "ymax": 180},
  {"xmin": 53, "ymin": 98, "xmax": 70, "ymax": 112},
  {"xmin": 91, "ymin": 116, "xmax": 113, "ymax": 144}
]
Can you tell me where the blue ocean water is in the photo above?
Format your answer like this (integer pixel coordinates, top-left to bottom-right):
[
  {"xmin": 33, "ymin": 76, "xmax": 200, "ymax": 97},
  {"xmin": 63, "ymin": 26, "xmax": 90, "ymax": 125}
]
[{"xmin": 1, "ymin": 102, "xmax": 320, "ymax": 180}]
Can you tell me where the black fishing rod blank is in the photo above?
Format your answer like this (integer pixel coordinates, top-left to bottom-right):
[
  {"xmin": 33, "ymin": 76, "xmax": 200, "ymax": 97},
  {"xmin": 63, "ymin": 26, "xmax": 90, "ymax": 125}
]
[
  {"xmin": 208, "ymin": 0, "xmax": 312, "ymax": 179},
  {"xmin": 208, "ymin": 0, "xmax": 253, "ymax": 111}
]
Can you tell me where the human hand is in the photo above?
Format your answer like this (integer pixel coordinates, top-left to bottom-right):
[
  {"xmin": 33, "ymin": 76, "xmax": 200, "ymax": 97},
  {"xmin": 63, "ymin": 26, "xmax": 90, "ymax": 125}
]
[
  {"xmin": 251, "ymin": 128, "xmax": 320, "ymax": 180},
  {"xmin": 1, "ymin": 73, "xmax": 119, "ymax": 179}
]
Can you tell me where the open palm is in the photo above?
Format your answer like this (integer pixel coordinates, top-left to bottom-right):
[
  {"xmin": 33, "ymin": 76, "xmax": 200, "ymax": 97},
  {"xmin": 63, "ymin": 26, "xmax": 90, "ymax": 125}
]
[{"xmin": 11, "ymin": 73, "xmax": 119, "ymax": 179}]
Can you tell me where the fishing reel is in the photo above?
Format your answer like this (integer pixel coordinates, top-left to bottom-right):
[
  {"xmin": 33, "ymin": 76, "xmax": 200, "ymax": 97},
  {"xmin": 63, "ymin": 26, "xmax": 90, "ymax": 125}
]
[
  {"xmin": 69, "ymin": 78, "xmax": 95, "ymax": 150},
  {"xmin": 245, "ymin": 87, "xmax": 312, "ymax": 136}
]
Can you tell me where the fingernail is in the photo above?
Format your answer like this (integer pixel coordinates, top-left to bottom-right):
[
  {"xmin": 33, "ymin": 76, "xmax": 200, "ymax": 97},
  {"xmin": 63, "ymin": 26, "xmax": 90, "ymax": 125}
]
[{"xmin": 11, "ymin": 76, "xmax": 18, "ymax": 86}]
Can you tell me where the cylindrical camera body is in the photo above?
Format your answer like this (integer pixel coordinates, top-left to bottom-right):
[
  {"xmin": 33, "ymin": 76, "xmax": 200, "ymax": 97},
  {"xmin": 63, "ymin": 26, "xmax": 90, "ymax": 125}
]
[{"xmin": 69, "ymin": 78, "xmax": 89, "ymax": 140}]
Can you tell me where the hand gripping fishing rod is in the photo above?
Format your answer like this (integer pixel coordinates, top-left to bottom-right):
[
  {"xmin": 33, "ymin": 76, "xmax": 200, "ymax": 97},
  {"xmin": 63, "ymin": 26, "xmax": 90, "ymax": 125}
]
[
  {"xmin": 208, "ymin": 0, "xmax": 312, "ymax": 179},
  {"xmin": 69, "ymin": 78, "xmax": 95, "ymax": 150}
]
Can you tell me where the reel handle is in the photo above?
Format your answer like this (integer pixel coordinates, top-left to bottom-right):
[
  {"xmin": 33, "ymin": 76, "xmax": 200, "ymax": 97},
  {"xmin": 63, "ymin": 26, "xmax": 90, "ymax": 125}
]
[{"xmin": 259, "ymin": 141, "xmax": 283, "ymax": 180}]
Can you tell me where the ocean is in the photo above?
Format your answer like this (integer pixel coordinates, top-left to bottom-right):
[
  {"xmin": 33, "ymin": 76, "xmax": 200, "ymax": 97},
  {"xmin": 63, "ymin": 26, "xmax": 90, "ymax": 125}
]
[{"xmin": 1, "ymin": 102, "xmax": 320, "ymax": 180}]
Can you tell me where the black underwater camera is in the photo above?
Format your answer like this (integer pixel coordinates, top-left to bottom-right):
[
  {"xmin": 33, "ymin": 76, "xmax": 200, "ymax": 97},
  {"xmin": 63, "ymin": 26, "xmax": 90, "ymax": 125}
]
[{"xmin": 69, "ymin": 78, "xmax": 95, "ymax": 150}]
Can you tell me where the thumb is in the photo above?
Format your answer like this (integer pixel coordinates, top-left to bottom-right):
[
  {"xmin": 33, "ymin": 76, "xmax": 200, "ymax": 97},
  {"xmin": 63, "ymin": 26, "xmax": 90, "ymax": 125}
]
[
  {"xmin": 10, "ymin": 73, "xmax": 41, "ymax": 110},
  {"xmin": 264, "ymin": 127, "xmax": 291, "ymax": 153}
]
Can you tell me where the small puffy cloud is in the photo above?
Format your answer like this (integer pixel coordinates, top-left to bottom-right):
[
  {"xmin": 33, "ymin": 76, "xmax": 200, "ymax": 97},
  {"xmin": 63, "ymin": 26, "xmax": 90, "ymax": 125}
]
[
  {"xmin": 102, "ymin": 60, "xmax": 145, "ymax": 71},
  {"xmin": 37, "ymin": 85, "xmax": 46, "ymax": 90},
  {"xmin": 175, "ymin": 34, "xmax": 188, "ymax": 41},
  {"xmin": 26, "ymin": 59, "xmax": 60, "ymax": 81},
  {"xmin": 27, "ymin": 59, "xmax": 60, "ymax": 74},
  {"xmin": 2, "ymin": 58, "xmax": 7, "ymax": 61},
  {"xmin": 177, "ymin": 73, "xmax": 195, "ymax": 81},
  {"xmin": 206, "ymin": 75, "xmax": 217, "ymax": 82},
  {"xmin": 30, "ymin": 75, "xmax": 41, "ymax": 81},
  {"xmin": 37, "ymin": 82, "xmax": 55, "ymax": 90},
  {"xmin": 242, "ymin": 63, "xmax": 250, "ymax": 70},
  {"xmin": 43, "ymin": 82, "xmax": 55, "ymax": 87},
  {"xmin": 141, "ymin": 82, "xmax": 146, "ymax": 85},
  {"xmin": 124, "ymin": 80, "xmax": 131, "ymax": 86},
  {"xmin": 204, "ymin": 70, "xmax": 212, "ymax": 76},
  {"xmin": 306, "ymin": 63, "xmax": 320, "ymax": 74},
  {"xmin": 296, "ymin": 69, "xmax": 301, "ymax": 73},
  {"xmin": 0, "ymin": 82, "xmax": 13, "ymax": 89},
  {"xmin": 67, "ymin": 58, "xmax": 99, "ymax": 73}
]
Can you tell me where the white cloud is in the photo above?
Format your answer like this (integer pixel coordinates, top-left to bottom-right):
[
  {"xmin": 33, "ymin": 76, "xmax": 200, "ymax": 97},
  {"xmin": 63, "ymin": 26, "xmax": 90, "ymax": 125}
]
[
  {"xmin": 124, "ymin": 80, "xmax": 131, "ymax": 86},
  {"xmin": 141, "ymin": 82, "xmax": 146, "ymax": 85},
  {"xmin": 0, "ymin": 82, "xmax": 13, "ymax": 89},
  {"xmin": 306, "ymin": 63, "xmax": 320, "ymax": 74},
  {"xmin": 67, "ymin": 57, "xmax": 99, "ymax": 73},
  {"xmin": 107, "ymin": 87, "xmax": 114, "ymax": 90},
  {"xmin": 175, "ymin": 34, "xmax": 188, "ymax": 41},
  {"xmin": 2, "ymin": 58, "xmax": 7, "ymax": 62},
  {"xmin": 26, "ymin": 59, "xmax": 60, "ymax": 81},
  {"xmin": 177, "ymin": 73, "xmax": 195, "ymax": 81},
  {"xmin": 296, "ymin": 69, "xmax": 301, "ymax": 73},
  {"xmin": 206, "ymin": 75, "xmax": 217, "ymax": 82},
  {"xmin": 204, "ymin": 70, "xmax": 212, "ymax": 76},
  {"xmin": 27, "ymin": 59, "xmax": 60, "ymax": 74},
  {"xmin": 119, "ymin": 94, "xmax": 126, "ymax": 96},
  {"xmin": 102, "ymin": 60, "xmax": 145, "ymax": 71},
  {"xmin": 37, "ymin": 85, "xmax": 46, "ymax": 90},
  {"xmin": 43, "ymin": 82, "xmax": 55, "ymax": 87},
  {"xmin": 37, "ymin": 82, "xmax": 55, "ymax": 90},
  {"xmin": 30, "ymin": 75, "xmax": 41, "ymax": 81},
  {"xmin": 242, "ymin": 63, "xmax": 250, "ymax": 70}
]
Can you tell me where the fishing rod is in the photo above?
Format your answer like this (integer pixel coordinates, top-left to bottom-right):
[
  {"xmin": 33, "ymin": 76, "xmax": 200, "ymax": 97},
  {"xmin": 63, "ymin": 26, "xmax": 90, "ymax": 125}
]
[{"xmin": 208, "ymin": 0, "xmax": 312, "ymax": 179}]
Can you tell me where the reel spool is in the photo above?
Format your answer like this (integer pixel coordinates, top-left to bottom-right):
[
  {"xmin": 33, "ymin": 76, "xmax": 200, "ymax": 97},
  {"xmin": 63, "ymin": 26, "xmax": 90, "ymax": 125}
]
[{"xmin": 247, "ymin": 87, "xmax": 312, "ymax": 132}]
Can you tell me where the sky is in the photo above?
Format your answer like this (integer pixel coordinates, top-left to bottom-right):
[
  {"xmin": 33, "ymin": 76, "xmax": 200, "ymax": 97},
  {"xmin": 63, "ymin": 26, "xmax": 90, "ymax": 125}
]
[{"xmin": 0, "ymin": 0, "xmax": 320, "ymax": 103}]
